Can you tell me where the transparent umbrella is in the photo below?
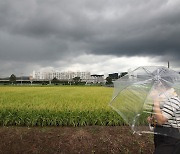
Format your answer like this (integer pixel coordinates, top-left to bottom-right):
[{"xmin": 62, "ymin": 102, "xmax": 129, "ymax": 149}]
[{"xmin": 110, "ymin": 66, "xmax": 180, "ymax": 138}]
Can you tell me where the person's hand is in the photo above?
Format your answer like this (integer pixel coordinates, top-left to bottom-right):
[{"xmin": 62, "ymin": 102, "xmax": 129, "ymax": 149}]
[
  {"xmin": 147, "ymin": 116, "xmax": 153, "ymax": 124},
  {"xmin": 147, "ymin": 116, "xmax": 157, "ymax": 126}
]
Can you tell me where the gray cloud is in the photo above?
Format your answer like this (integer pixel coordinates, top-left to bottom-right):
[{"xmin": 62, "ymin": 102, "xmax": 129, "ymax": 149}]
[{"xmin": 0, "ymin": 0, "xmax": 180, "ymax": 76}]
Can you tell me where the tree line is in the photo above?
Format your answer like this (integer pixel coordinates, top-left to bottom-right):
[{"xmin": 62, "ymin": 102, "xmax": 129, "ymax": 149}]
[{"xmin": 3, "ymin": 73, "xmax": 128, "ymax": 85}]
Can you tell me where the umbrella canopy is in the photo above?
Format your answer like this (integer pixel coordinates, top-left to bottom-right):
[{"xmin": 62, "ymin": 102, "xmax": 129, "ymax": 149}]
[{"xmin": 110, "ymin": 66, "xmax": 180, "ymax": 138}]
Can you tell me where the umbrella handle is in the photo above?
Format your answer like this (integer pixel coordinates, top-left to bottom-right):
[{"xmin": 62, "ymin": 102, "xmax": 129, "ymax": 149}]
[
  {"xmin": 132, "ymin": 114, "xmax": 155, "ymax": 134},
  {"xmin": 149, "ymin": 123, "xmax": 155, "ymax": 131}
]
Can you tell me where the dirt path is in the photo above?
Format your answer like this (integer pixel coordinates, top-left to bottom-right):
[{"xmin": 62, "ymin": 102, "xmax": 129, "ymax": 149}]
[{"xmin": 0, "ymin": 126, "xmax": 154, "ymax": 154}]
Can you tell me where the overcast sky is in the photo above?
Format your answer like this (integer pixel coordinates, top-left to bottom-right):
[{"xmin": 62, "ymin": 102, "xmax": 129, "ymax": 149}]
[{"xmin": 0, "ymin": 0, "xmax": 180, "ymax": 77}]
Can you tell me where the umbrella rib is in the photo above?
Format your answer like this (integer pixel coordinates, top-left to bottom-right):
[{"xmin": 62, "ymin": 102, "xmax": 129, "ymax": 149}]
[
  {"xmin": 142, "ymin": 67, "xmax": 154, "ymax": 76},
  {"xmin": 134, "ymin": 78, "xmax": 153, "ymax": 85},
  {"xmin": 160, "ymin": 78, "xmax": 174, "ymax": 85}
]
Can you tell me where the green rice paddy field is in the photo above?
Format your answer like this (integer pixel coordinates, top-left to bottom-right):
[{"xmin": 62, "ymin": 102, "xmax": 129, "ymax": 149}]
[{"xmin": 0, "ymin": 86, "xmax": 125, "ymax": 126}]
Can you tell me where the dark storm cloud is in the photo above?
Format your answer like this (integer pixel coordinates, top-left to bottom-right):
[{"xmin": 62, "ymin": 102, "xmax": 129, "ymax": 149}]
[{"xmin": 0, "ymin": 0, "xmax": 180, "ymax": 75}]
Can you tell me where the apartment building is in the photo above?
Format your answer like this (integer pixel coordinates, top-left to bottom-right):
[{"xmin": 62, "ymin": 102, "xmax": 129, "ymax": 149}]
[{"xmin": 32, "ymin": 70, "xmax": 91, "ymax": 81}]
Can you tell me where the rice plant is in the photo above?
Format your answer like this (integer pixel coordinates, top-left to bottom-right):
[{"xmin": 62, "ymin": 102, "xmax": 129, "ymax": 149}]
[{"xmin": 0, "ymin": 86, "xmax": 125, "ymax": 126}]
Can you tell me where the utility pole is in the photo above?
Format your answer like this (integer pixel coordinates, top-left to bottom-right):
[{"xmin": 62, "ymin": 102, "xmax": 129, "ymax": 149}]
[
  {"xmin": 21, "ymin": 73, "xmax": 23, "ymax": 85},
  {"xmin": 168, "ymin": 61, "xmax": 170, "ymax": 68}
]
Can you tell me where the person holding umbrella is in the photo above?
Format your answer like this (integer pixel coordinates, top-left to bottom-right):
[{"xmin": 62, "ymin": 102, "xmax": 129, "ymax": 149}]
[
  {"xmin": 148, "ymin": 85, "xmax": 180, "ymax": 154},
  {"xmin": 110, "ymin": 66, "xmax": 180, "ymax": 153}
]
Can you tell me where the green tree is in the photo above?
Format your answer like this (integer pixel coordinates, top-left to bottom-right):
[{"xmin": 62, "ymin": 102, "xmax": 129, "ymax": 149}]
[
  {"xmin": 9, "ymin": 74, "xmax": 16, "ymax": 84},
  {"xmin": 119, "ymin": 72, "xmax": 128, "ymax": 78},
  {"xmin": 106, "ymin": 77, "xmax": 113, "ymax": 85},
  {"xmin": 73, "ymin": 77, "xmax": 81, "ymax": 85},
  {"xmin": 51, "ymin": 77, "xmax": 59, "ymax": 85}
]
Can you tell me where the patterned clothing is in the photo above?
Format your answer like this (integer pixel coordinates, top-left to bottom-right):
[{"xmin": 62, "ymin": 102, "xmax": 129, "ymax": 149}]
[{"xmin": 161, "ymin": 96, "xmax": 180, "ymax": 128}]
